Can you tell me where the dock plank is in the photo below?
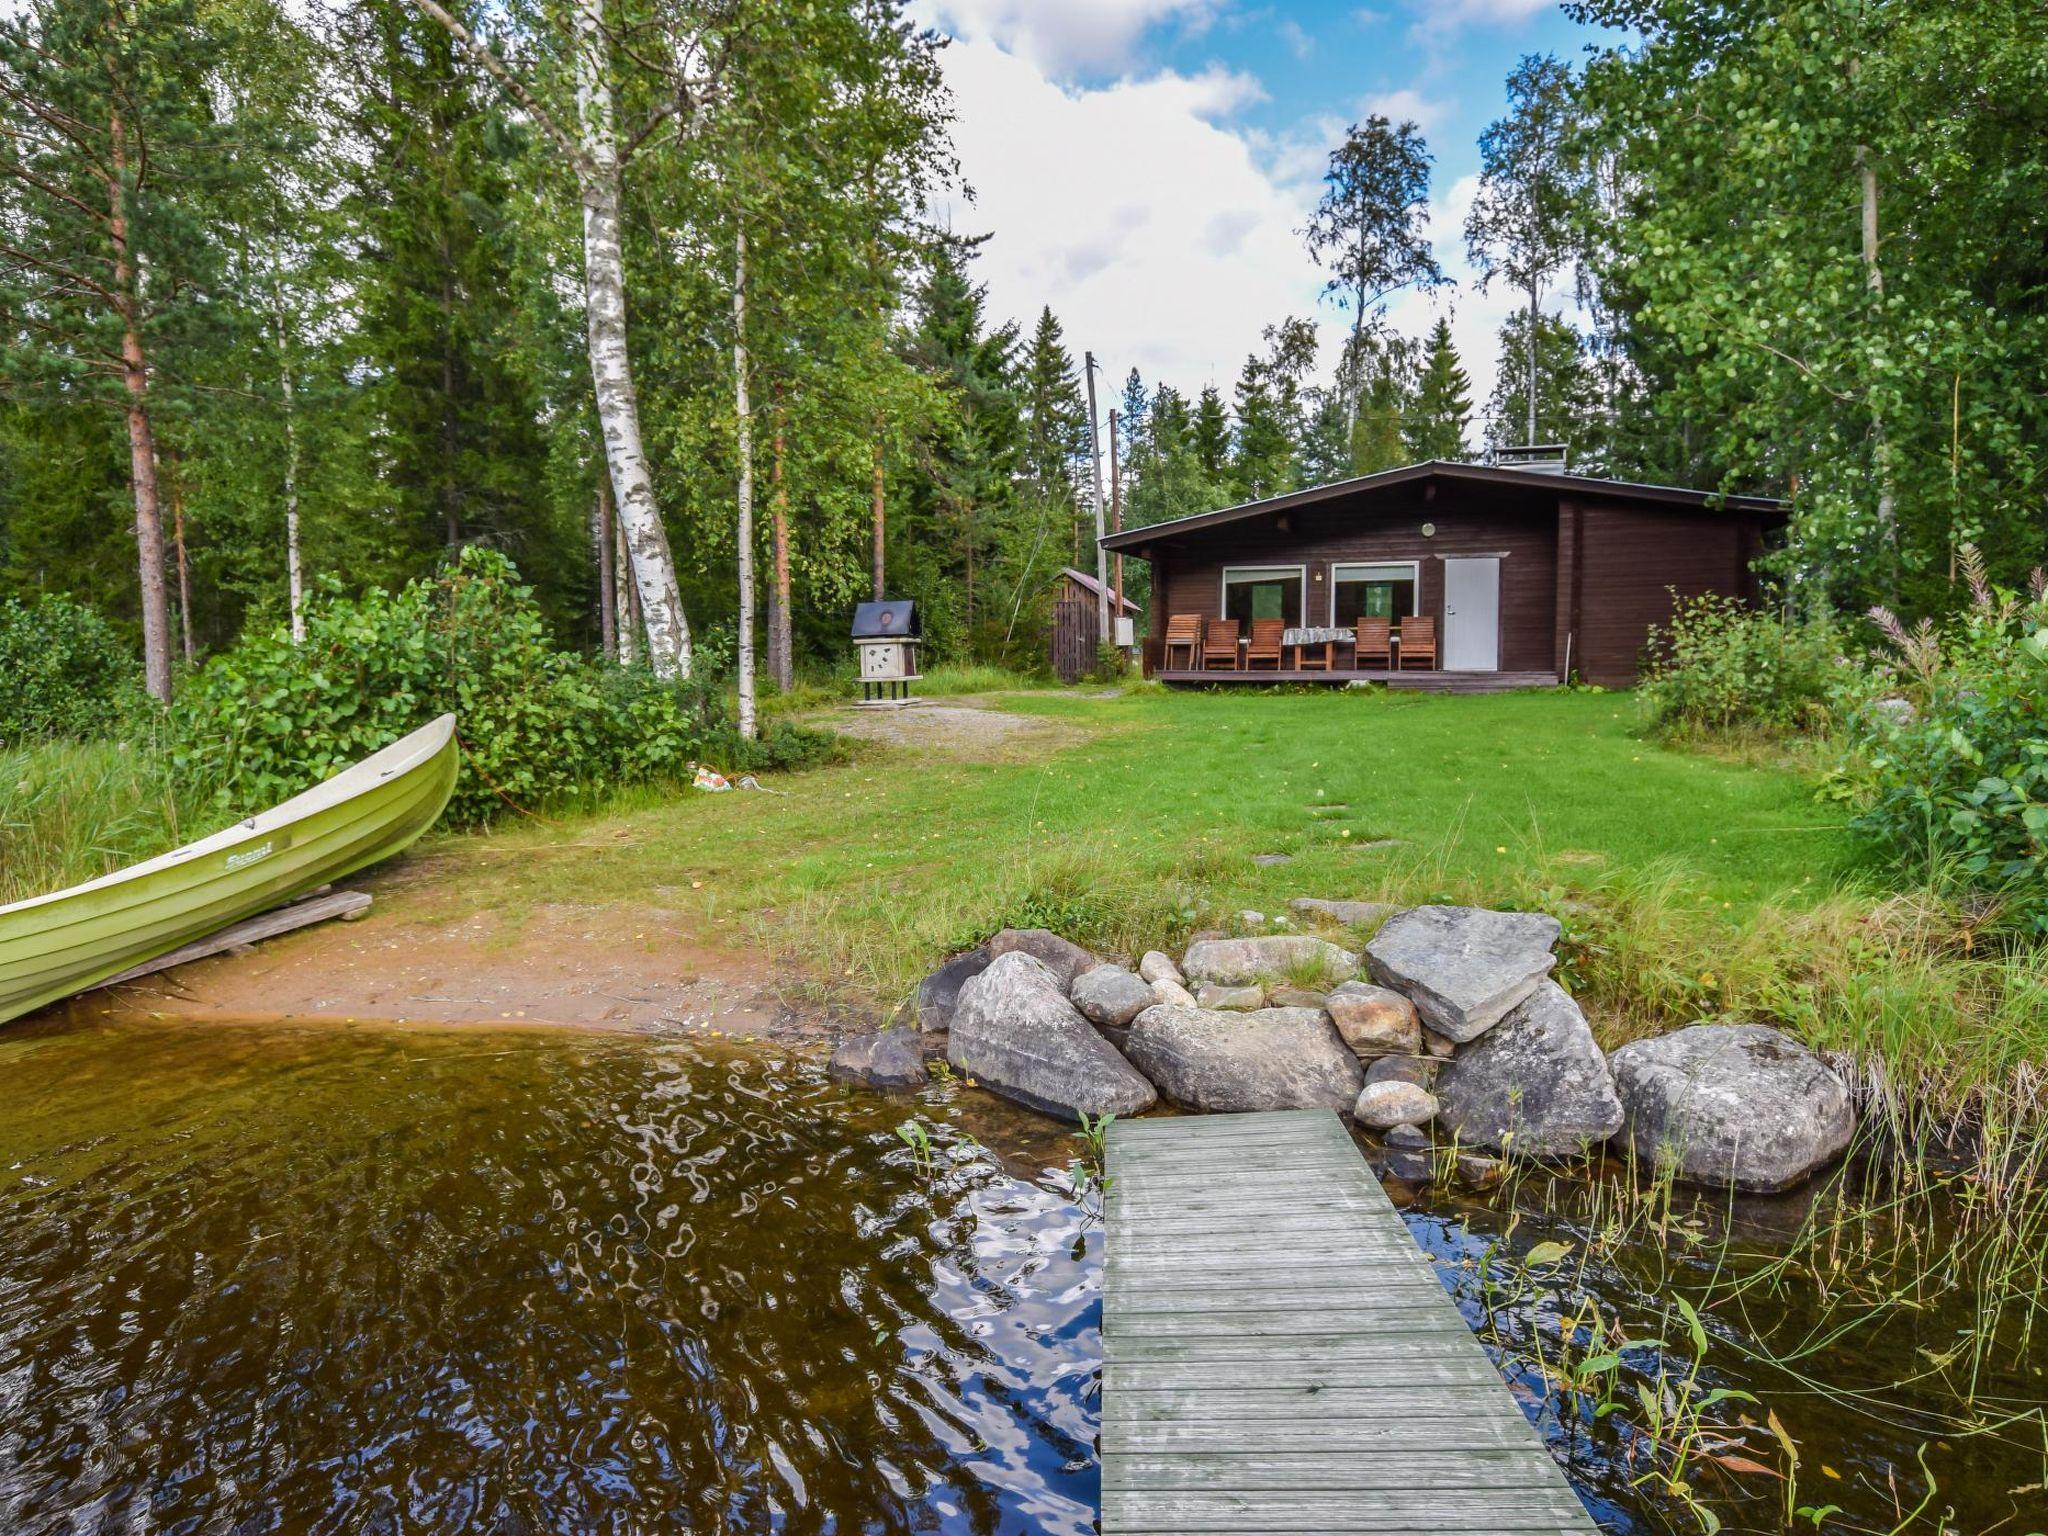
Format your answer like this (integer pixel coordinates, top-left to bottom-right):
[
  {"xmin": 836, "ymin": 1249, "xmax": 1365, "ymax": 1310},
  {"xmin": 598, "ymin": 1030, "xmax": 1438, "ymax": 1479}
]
[{"xmin": 1102, "ymin": 1110, "xmax": 1597, "ymax": 1535}]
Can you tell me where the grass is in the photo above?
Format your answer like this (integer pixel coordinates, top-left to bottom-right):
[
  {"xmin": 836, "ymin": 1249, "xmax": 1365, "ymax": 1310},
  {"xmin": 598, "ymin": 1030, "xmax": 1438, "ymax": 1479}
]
[{"xmin": 13, "ymin": 682, "xmax": 2041, "ymax": 1134}]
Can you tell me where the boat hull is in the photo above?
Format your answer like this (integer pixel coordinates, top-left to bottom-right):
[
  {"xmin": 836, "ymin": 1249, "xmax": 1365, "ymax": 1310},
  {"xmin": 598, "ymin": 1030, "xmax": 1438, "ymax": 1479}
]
[{"xmin": 0, "ymin": 716, "xmax": 459, "ymax": 1026}]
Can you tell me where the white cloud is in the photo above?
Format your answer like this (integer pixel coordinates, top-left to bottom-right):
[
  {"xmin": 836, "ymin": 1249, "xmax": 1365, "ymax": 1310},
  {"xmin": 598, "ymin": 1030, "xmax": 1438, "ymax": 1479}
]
[
  {"xmin": 921, "ymin": 0, "xmax": 1225, "ymax": 75},
  {"xmin": 932, "ymin": 34, "xmax": 1327, "ymax": 388},
  {"xmin": 1277, "ymin": 18, "xmax": 1315, "ymax": 59},
  {"xmin": 1356, "ymin": 85, "xmax": 1452, "ymax": 137}
]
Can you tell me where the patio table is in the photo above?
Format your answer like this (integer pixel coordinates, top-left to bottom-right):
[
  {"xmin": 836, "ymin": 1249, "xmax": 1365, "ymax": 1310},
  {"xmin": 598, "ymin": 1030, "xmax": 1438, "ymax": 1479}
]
[{"xmin": 1282, "ymin": 626, "xmax": 1354, "ymax": 671}]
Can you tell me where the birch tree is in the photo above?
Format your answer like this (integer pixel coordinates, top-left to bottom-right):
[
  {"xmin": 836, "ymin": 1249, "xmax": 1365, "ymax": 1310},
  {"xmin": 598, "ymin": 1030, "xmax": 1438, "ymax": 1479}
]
[{"xmin": 404, "ymin": 0, "xmax": 717, "ymax": 678}]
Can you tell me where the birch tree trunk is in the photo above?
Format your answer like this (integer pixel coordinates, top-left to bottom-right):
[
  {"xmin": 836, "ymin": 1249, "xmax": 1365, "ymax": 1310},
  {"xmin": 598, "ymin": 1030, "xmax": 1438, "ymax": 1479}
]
[
  {"xmin": 594, "ymin": 477, "xmax": 617, "ymax": 660},
  {"xmin": 573, "ymin": 0, "xmax": 692, "ymax": 678},
  {"xmin": 277, "ymin": 308, "xmax": 306, "ymax": 643},
  {"xmin": 614, "ymin": 508, "xmax": 638, "ymax": 664},
  {"xmin": 1526, "ymin": 281, "xmax": 1539, "ymax": 446},
  {"xmin": 109, "ymin": 106, "xmax": 172, "ymax": 703},
  {"xmin": 770, "ymin": 410, "xmax": 792, "ymax": 690},
  {"xmin": 732, "ymin": 226, "xmax": 756, "ymax": 739},
  {"xmin": 1856, "ymin": 139, "xmax": 1896, "ymax": 589}
]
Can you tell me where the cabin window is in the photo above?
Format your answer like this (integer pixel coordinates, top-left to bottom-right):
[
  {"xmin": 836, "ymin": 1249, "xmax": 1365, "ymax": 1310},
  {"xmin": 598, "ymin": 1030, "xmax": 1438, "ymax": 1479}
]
[
  {"xmin": 1330, "ymin": 561, "xmax": 1419, "ymax": 626},
  {"xmin": 1221, "ymin": 566, "xmax": 1305, "ymax": 628}
]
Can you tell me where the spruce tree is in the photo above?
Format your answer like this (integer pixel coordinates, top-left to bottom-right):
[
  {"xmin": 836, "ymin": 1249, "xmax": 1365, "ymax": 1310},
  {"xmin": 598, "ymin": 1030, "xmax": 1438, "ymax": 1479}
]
[
  {"xmin": 1404, "ymin": 317, "xmax": 1473, "ymax": 461},
  {"xmin": 1191, "ymin": 386, "xmax": 1231, "ymax": 485}
]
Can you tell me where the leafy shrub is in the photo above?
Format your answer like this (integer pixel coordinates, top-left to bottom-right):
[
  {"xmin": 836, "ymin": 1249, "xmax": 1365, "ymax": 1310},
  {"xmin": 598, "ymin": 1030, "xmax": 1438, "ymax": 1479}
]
[
  {"xmin": 1849, "ymin": 550, "xmax": 2048, "ymax": 930},
  {"xmin": 172, "ymin": 549, "xmax": 722, "ymax": 827},
  {"xmin": 0, "ymin": 594, "xmax": 139, "ymax": 744},
  {"xmin": 1637, "ymin": 592, "xmax": 1842, "ymax": 737}
]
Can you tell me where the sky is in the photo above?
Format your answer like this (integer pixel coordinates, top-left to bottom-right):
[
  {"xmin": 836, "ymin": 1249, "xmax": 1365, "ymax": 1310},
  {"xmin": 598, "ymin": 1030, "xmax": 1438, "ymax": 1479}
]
[{"xmin": 912, "ymin": 0, "xmax": 1615, "ymax": 431}]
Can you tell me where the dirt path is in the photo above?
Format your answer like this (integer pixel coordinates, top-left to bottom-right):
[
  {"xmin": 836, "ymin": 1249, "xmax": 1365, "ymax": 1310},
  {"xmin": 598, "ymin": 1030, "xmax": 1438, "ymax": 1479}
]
[{"xmin": 809, "ymin": 697, "xmax": 1077, "ymax": 755}]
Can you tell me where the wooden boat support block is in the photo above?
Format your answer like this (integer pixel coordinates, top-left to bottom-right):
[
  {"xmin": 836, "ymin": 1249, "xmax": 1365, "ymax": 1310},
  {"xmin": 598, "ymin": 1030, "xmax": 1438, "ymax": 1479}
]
[
  {"xmin": 1101, "ymin": 1108, "xmax": 1600, "ymax": 1535},
  {"xmin": 97, "ymin": 891, "xmax": 373, "ymax": 989}
]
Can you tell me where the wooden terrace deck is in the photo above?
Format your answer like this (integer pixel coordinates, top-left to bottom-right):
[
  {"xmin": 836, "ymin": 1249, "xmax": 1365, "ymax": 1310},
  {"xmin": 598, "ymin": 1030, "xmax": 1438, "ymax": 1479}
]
[
  {"xmin": 1152, "ymin": 668, "xmax": 1561, "ymax": 693},
  {"xmin": 1100, "ymin": 1110, "xmax": 1600, "ymax": 1534}
]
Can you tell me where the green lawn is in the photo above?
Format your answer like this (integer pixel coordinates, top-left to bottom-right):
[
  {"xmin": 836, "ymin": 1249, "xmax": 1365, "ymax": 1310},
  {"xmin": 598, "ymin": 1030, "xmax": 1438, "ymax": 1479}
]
[{"xmin": 445, "ymin": 686, "xmax": 1871, "ymax": 1022}]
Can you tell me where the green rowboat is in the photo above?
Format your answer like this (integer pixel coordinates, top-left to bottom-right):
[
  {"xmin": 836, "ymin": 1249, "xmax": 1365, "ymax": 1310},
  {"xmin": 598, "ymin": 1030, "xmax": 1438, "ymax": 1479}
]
[{"xmin": 0, "ymin": 714, "xmax": 459, "ymax": 1027}]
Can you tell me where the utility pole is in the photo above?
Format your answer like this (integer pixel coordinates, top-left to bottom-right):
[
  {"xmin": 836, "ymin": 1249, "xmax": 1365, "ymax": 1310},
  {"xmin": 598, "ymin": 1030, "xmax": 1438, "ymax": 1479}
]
[
  {"xmin": 1083, "ymin": 350, "xmax": 1109, "ymax": 643},
  {"xmin": 1108, "ymin": 407, "xmax": 1125, "ymax": 628}
]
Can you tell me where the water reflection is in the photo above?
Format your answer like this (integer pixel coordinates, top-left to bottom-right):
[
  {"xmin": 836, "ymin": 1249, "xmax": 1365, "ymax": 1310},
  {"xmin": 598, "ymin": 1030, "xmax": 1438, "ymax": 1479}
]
[{"xmin": 0, "ymin": 1020, "xmax": 1100, "ymax": 1535}]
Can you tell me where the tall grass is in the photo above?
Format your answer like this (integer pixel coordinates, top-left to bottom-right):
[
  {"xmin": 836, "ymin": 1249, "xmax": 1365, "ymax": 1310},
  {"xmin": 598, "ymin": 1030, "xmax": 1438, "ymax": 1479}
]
[{"xmin": 0, "ymin": 735, "xmax": 222, "ymax": 905}]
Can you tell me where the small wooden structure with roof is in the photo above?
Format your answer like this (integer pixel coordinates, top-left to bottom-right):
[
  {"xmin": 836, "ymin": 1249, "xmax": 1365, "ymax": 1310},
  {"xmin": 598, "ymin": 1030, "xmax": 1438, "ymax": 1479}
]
[{"xmin": 1050, "ymin": 566, "xmax": 1142, "ymax": 683}]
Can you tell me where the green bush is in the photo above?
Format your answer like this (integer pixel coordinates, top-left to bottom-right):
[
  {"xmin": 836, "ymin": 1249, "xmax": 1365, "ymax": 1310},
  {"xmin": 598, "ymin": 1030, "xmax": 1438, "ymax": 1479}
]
[
  {"xmin": 172, "ymin": 549, "xmax": 723, "ymax": 827},
  {"xmin": 1849, "ymin": 552, "xmax": 2048, "ymax": 930},
  {"xmin": 1637, "ymin": 592, "xmax": 1842, "ymax": 737},
  {"xmin": 0, "ymin": 594, "xmax": 139, "ymax": 744}
]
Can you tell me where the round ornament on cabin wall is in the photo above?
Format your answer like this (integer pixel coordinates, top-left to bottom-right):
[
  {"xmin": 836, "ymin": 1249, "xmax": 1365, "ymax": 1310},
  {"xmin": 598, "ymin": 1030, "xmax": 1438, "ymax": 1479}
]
[{"xmin": 1421, "ymin": 522, "xmax": 1436, "ymax": 537}]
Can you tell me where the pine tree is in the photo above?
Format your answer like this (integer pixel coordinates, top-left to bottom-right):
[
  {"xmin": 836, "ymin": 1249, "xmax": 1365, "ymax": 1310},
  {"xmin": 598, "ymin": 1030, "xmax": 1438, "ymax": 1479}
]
[{"xmin": 1404, "ymin": 318, "xmax": 1473, "ymax": 461}]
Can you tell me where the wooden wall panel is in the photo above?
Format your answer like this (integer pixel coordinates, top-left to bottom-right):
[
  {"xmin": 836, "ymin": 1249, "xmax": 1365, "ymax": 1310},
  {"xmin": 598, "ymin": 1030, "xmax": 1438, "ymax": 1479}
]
[
  {"xmin": 1571, "ymin": 504, "xmax": 1752, "ymax": 685},
  {"xmin": 1122, "ymin": 480, "xmax": 1774, "ymax": 685},
  {"xmin": 1141, "ymin": 482, "xmax": 1558, "ymax": 673}
]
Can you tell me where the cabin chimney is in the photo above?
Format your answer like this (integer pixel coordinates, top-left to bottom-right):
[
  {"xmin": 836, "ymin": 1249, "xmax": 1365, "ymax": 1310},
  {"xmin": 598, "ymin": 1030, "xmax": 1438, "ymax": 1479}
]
[{"xmin": 1488, "ymin": 443, "xmax": 1570, "ymax": 475}]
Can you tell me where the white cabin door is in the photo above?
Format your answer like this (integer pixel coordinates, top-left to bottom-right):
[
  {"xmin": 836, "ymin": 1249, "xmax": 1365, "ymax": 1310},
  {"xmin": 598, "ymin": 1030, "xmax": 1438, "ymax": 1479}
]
[{"xmin": 1441, "ymin": 557, "xmax": 1500, "ymax": 671}]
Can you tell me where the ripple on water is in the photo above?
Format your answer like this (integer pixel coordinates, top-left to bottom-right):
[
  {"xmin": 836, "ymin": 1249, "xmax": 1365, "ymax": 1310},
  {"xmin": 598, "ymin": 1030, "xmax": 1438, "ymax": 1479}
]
[{"xmin": 0, "ymin": 1019, "xmax": 1102, "ymax": 1535}]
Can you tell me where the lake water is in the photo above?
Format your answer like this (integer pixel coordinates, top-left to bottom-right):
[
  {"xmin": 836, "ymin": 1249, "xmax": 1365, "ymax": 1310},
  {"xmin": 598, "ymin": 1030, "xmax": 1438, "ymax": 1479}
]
[{"xmin": 2, "ymin": 1018, "xmax": 2038, "ymax": 1533}]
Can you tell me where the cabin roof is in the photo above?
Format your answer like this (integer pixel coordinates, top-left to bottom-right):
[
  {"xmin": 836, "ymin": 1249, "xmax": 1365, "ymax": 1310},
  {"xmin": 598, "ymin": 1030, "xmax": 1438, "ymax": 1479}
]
[
  {"xmin": 1057, "ymin": 566, "xmax": 1142, "ymax": 612},
  {"xmin": 1097, "ymin": 459, "xmax": 1789, "ymax": 553}
]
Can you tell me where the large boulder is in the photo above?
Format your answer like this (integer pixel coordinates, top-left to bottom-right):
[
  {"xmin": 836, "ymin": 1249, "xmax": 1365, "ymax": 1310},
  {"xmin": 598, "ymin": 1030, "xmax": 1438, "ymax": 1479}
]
[
  {"xmin": 1434, "ymin": 982, "xmax": 1622, "ymax": 1157},
  {"xmin": 1124, "ymin": 1005, "xmax": 1365, "ymax": 1114},
  {"xmin": 1138, "ymin": 950, "xmax": 1184, "ymax": 987},
  {"xmin": 829, "ymin": 1029, "xmax": 928, "ymax": 1090},
  {"xmin": 1071, "ymin": 964, "xmax": 1156, "ymax": 1029},
  {"xmin": 1354, "ymin": 1080, "xmax": 1437, "ymax": 1130},
  {"xmin": 1182, "ymin": 935, "xmax": 1359, "ymax": 988},
  {"xmin": 949, "ymin": 951, "xmax": 1157, "ymax": 1121},
  {"xmin": 1610, "ymin": 1023, "xmax": 1855, "ymax": 1193},
  {"xmin": 914, "ymin": 945, "xmax": 992, "ymax": 1034},
  {"xmin": 1289, "ymin": 897, "xmax": 1400, "ymax": 930},
  {"xmin": 1325, "ymin": 981, "xmax": 1421, "ymax": 1060},
  {"xmin": 1364, "ymin": 905, "xmax": 1560, "ymax": 1043},
  {"xmin": 988, "ymin": 928, "xmax": 1099, "ymax": 992}
]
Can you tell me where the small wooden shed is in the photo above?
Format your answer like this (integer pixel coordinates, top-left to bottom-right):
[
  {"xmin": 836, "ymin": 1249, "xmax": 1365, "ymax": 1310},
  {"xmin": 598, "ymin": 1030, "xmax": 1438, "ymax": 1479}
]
[
  {"xmin": 1099, "ymin": 460, "xmax": 1787, "ymax": 688},
  {"xmin": 1050, "ymin": 567, "xmax": 1142, "ymax": 683}
]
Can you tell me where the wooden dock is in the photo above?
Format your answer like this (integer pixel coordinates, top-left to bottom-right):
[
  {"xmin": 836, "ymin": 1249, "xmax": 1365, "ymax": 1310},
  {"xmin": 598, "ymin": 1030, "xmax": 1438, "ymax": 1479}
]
[{"xmin": 1101, "ymin": 1110, "xmax": 1600, "ymax": 1534}]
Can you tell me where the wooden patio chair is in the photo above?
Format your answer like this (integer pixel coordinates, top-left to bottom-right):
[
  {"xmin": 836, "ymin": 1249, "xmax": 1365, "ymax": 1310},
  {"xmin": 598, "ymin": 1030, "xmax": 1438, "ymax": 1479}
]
[
  {"xmin": 1397, "ymin": 615, "xmax": 1437, "ymax": 670},
  {"xmin": 1163, "ymin": 613, "xmax": 1203, "ymax": 671},
  {"xmin": 1245, "ymin": 618, "xmax": 1285, "ymax": 671},
  {"xmin": 1354, "ymin": 617, "xmax": 1392, "ymax": 669},
  {"xmin": 1201, "ymin": 618, "xmax": 1241, "ymax": 670}
]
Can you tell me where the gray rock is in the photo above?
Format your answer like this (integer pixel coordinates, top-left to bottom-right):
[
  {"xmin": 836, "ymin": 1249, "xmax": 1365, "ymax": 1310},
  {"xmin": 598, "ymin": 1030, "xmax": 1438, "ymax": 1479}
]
[
  {"xmin": 1125, "ymin": 1005, "xmax": 1365, "ymax": 1114},
  {"xmin": 1383, "ymin": 1123, "xmax": 1433, "ymax": 1150},
  {"xmin": 1366, "ymin": 1055, "xmax": 1438, "ymax": 1089},
  {"xmin": 1434, "ymin": 982, "xmax": 1623, "ymax": 1157},
  {"xmin": 987, "ymin": 928, "xmax": 1099, "ymax": 992},
  {"xmin": 1364, "ymin": 905, "xmax": 1561, "ymax": 1043},
  {"xmin": 1267, "ymin": 986, "xmax": 1327, "ymax": 1010},
  {"xmin": 1610, "ymin": 1023, "xmax": 1855, "ymax": 1193},
  {"xmin": 1138, "ymin": 951, "xmax": 1184, "ymax": 987},
  {"xmin": 1289, "ymin": 897, "xmax": 1400, "ymax": 929},
  {"xmin": 1325, "ymin": 981, "xmax": 1421, "ymax": 1060},
  {"xmin": 1182, "ymin": 935, "xmax": 1360, "ymax": 988},
  {"xmin": 948, "ymin": 952, "xmax": 1157, "ymax": 1122},
  {"xmin": 1238, "ymin": 910, "xmax": 1269, "ymax": 927},
  {"xmin": 1354, "ymin": 1080, "xmax": 1438, "ymax": 1129},
  {"xmin": 1150, "ymin": 975, "xmax": 1198, "ymax": 1009},
  {"xmin": 1384, "ymin": 1150, "xmax": 1436, "ymax": 1184},
  {"xmin": 1252, "ymin": 852, "xmax": 1293, "ymax": 867},
  {"xmin": 915, "ymin": 946, "xmax": 992, "ymax": 1034},
  {"xmin": 1194, "ymin": 982, "xmax": 1265, "ymax": 1011},
  {"xmin": 1455, "ymin": 1151, "xmax": 1505, "ymax": 1190},
  {"xmin": 1071, "ymin": 964, "xmax": 1156, "ymax": 1029},
  {"xmin": 829, "ymin": 1029, "xmax": 928, "ymax": 1090}
]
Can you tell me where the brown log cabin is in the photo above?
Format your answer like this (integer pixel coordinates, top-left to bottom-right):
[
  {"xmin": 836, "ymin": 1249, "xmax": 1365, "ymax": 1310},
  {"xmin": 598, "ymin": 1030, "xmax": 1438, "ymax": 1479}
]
[{"xmin": 1099, "ymin": 459, "xmax": 1788, "ymax": 690}]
